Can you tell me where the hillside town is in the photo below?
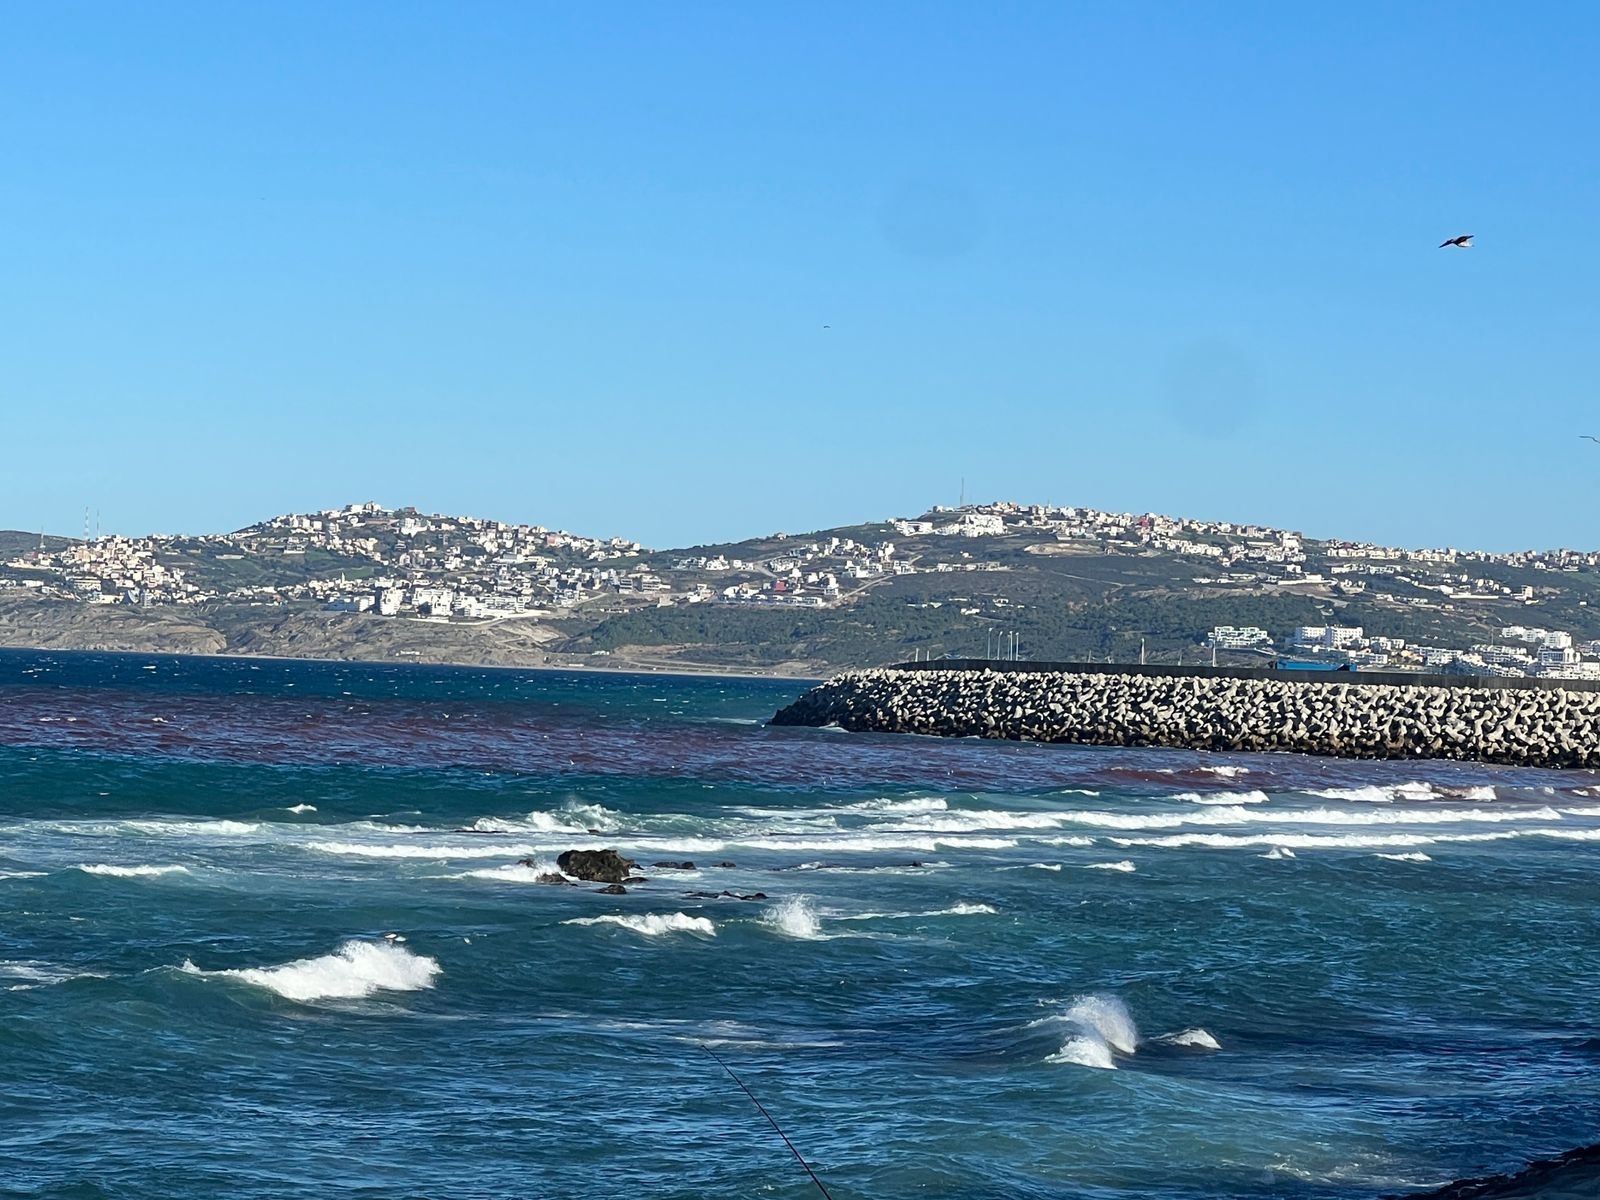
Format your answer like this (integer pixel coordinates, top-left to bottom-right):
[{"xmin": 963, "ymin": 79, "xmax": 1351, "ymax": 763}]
[{"xmin": 4, "ymin": 498, "xmax": 1600, "ymax": 678}]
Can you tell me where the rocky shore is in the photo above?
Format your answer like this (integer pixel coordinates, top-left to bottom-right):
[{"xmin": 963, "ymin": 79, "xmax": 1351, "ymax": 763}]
[{"xmin": 770, "ymin": 667, "xmax": 1600, "ymax": 768}]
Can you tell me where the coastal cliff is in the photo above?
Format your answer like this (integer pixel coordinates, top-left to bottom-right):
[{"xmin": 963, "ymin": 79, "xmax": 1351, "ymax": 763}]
[{"xmin": 771, "ymin": 666, "xmax": 1600, "ymax": 768}]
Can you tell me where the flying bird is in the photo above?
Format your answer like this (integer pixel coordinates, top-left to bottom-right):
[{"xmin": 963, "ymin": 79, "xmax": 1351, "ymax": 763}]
[
  {"xmin": 1439, "ymin": 234, "xmax": 1475, "ymax": 249},
  {"xmin": 1582, "ymin": 435, "xmax": 1600, "ymax": 444}
]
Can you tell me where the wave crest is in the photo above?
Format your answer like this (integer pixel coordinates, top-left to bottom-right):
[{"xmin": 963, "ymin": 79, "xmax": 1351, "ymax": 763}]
[
  {"xmin": 182, "ymin": 939, "xmax": 440, "ymax": 1002},
  {"xmin": 564, "ymin": 913, "xmax": 714, "ymax": 936},
  {"xmin": 763, "ymin": 896, "xmax": 822, "ymax": 939}
]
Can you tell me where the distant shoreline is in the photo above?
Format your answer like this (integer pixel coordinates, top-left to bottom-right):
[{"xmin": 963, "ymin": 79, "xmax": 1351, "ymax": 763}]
[{"xmin": 0, "ymin": 644, "xmax": 823, "ymax": 686}]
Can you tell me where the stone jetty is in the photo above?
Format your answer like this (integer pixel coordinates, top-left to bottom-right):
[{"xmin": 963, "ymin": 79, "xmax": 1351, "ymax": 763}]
[{"xmin": 770, "ymin": 666, "xmax": 1600, "ymax": 768}]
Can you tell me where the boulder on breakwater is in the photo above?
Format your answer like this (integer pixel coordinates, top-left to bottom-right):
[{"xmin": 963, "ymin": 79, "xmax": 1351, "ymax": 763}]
[{"xmin": 770, "ymin": 667, "xmax": 1600, "ymax": 769}]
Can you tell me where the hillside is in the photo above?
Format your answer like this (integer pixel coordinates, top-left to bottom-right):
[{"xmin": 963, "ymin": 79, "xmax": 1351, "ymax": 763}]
[{"xmin": 2, "ymin": 500, "xmax": 1598, "ymax": 677}]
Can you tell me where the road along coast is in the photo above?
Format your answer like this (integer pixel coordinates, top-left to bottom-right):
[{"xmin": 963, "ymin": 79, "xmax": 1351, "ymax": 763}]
[{"xmin": 770, "ymin": 665, "xmax": 1600, "ymax": 768}]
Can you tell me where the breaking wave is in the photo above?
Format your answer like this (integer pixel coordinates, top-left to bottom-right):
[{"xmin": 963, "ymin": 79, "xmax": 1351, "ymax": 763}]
[
  {"xmin": 841, "ymin": 797, "xmax": 949, "ymax": 814},
  {"xmin": 78, "ymin": 863, "xmax": 189, "ymax": 877},
  {"xmin": 285, "ymin": 804, "xmax": 317, "ymax": 814},
  {"xmin": 1153, "ymin": 1028, "xmax": 1221, "ymax": 1050},
  {"xmin": 1084, "ymin": 860, "xmax": 1136, "ymax": 872},
  {"xmin": 181, "ymin": 940, "xmax": 440, "ymax": 1002},
  {"xmin": 123, "ymin": 819, "xmax": 260, "ymax": 836},
  {"xmin": 1042, "ymin": 994, "xmax": 1140, "ymax": 1069},
  {"xmin": 1376, "ymin": 852, "xmax": 1433, "ymax": 863},
  {"xmin": 763, "ymin": 896, "xmax": 822, "ymax": 939},
  {"xmin": 1175, "ymin": 790, "xmax": 1270, "ymax": 805},
  {"xmin": 449, "ymin": 862, "xmax": 563, "ymax": 883},
  {"xmin": 1309, "ymin": 782, "xmax": 1497, "ymax": 804},
  {"xmin": 564, "ymin": 913, "xmax": 715, "ymax": 937},
  {"xmin": 1113, "ymin": 830, "xmax": 1541, "ymax": 851},
  {"xmin": 310, "ymin": 840, "xmax": 542, "ymax": 859}
]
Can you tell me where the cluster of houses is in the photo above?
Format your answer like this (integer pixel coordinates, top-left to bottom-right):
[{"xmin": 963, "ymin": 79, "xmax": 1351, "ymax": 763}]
[
  {"xmin": 2, "ymin": 503, "xmax": 925, "ymax": 620},
  {"xmin": 1206, "ymin": 622, "xmax": 1600, "ymax": 680},
  {"xmin": 10, "ymin": 499, "xmax": 1600, "ymax": 679},
  {"xmin": 3, "ymin": 534, "xmax": 199, "ymax": 606}
]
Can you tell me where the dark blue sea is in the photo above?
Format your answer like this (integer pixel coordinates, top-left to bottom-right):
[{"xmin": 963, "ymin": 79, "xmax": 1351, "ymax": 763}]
[{"xmin": 2, "ymin": 649, "xmax": 1597, "ymax": 1199}]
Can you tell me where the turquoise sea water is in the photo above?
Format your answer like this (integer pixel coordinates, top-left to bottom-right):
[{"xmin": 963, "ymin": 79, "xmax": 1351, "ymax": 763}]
[{"xmin": 1, "ymin": 649, "xmax": 1597, "ymax": 1199}]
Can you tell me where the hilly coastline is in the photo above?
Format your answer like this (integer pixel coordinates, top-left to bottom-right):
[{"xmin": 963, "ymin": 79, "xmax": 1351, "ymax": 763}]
[{"xmin": 4, "ymin": 501, "xmax": 1600, "ymax": 678}]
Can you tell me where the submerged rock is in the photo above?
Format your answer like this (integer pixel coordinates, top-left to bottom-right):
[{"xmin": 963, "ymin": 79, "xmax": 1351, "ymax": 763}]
[
  {"xmin": 595, "ymin": 883, "xmax": 628, "ymax": 896},
  {"xmin": 1385, "ymin": 1141, "xmax": 1600, "ymax": 1199},
  {"xmin": 557, "ymin": 848, "xmax": 639, "ymax": 883},
  {"xmin": 652, "ymin": 861, "xmax": 695, "ymax": 870}
]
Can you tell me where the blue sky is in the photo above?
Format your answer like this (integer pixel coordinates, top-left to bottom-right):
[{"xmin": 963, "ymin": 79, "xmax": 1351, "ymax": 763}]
[{"xmin": 3, "ymin": 3, "xmax": 1597, "ymax": 550}]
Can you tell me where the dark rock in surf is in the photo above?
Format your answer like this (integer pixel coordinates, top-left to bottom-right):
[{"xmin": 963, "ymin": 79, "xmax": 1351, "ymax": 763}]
[
  {"xmin": 653, "ymin": 861, "xmax": 696, "ymax": 870},
  {"xmin": 1383, "ymin": 1141, "xmax": 1600, "ymax": 1199},
  {"xmin": 535, "ymin": 873, "xmax": 573, "ymax": 886},
  {"xmin": 596, "ymin": 883, "xmax": 628, "ymax": 895},
  {"xmin": 557, "ymin": 848, "xmax": 639, "ymax": 883}
]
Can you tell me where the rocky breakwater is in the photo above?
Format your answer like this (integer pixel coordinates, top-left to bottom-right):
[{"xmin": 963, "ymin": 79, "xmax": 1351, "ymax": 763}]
[{"xmin": 770, "ymin": 667, "xmax": 1600, "ymax": 768}]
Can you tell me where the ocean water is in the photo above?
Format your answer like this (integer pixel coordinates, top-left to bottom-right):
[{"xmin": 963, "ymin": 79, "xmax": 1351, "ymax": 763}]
[{"xmin": 2, "ymin": 649, "xmax": 1598, "ymax": 1199}]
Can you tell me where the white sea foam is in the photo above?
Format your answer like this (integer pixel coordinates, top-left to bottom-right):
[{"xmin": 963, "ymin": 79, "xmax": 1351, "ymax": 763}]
[
  {"xmin": 285, "ymin": 804, "xmax": 317, "ymax": 814},
  {"xmin": 1198, "ymin": 766, "xmax": 1250, "ymax": 777},
  {"xmin": 1043, "ymin": 994, "xmax": 1140, "ymax": 1068},
  {"xmin": 2, "ymin": 960, "xmax": 108, "ymax": 991},
  {"xmin": 1155, "ymin": 1027, "xmax": 1221, "ymax": 1050},
  {"xmin": 739, "ymin": 834, "xmax": 1018, "ymax": 853},
  {"xmin": 1067, "ymin": 995, "xmax": 1139, "ymax": 1053},
  {"xmin": 1115, "ymin": 830, "xmax": 1524, "ymax": 850},
  {"xmin": 1084, "ymin": 860, "xmax": 1136, "ymax": 872},
  {"xmin": 1260, "ymin": 846, "xmax": 1297, "ymax": 859},
  {"xmin": 841, "ymin": 797, "xmax": 949, "ymax": 814},
  {"xmin": 0, "ymin": 870, "xmax": 47, "ymax": 879},
  {"xmin": 1376, "ymin": 852, "xmax": 1433, "ymax": 862},
  {"xmin": 839, "ymin": 901, "xmax": 996, "ymax": 920},
  {"xmin": 451, "ymin": 862, "xmax": 563, "ymax": 883},
  {"xmin": 1175, "ymin": 790, "xmax": 1270, "ymax": 805},
  {"xmin": 182, "ymin": 940, "xmax": 441, "ymax": 1002},
  {"xmin": 310, "ymin": 841, "xmax": 542, "ymax": 859},
  {"xmin": 78, "ymin": 863, "xmax": 189, "ymax": 877},
  {"xmin": 563, "ymin": 913, "xmax": 715, "ymax": 937},
  {"xmin": 889, "ymin": 809, "xmax": 1067, "ymax": 831},
  {"xmin": 1037, "ymin": 836, "xmax": 1096, "ymax": 847},
  {"xmin": 124, "ymin": 819, "xmax": 260, "ymax": 836},
  {"xmin": 763, "ymin": 896, "xmax": 822, "ymax": 939},
  {"xmin": 1047, "ymin": 1036, "xmax": 1118, "ymax": 1069},
  {"xmin": 1052, "ymin": 803, "xmax": 1555, "ymax": 831},
  {"xmin": 1027, "ymin": 863, "xmax": 1063, "ymax": 871},
  {"xmin": 1536, "ymin": 828, "xmax": 1600, "ymax": 841},
  {"xmin": 1309, "ymin": 781, "xmax": 1443, "ymax": 803}
]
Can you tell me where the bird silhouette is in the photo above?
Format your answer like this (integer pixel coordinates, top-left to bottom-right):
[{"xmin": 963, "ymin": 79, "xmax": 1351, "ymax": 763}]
[
  {"xmin": 1439, "ymin": 234, "xmax": 1475, "ymax": 249},
  {"xmin": 1582, "ymin": 435, "xmax": 1600, "ymax": 444}
]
